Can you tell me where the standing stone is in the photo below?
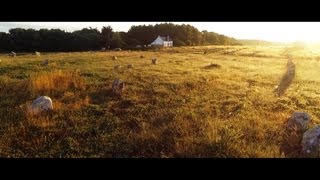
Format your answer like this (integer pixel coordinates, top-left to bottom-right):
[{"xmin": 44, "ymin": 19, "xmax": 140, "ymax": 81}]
[
  {"xmin": 301, "ymin": 125, "xmax": 320, "ymax": 157},
  {"xmin": 127, "ymin": 64, "xmax": 133, "ymax": 68},
  {"xmin": 42, "ymin": 59, "xmax": 49, "ymax": 65},
  {"xmin": 152, "ymin": 58, "xmax": 157, "ymax": 65},
  {"xmin": 9, "ymin": 51, "xmax": 16, "ymax": 57},
  {"xmin": 112, "ymin": 79, "xmax": 125, "ymax": 96},
  {"xmin": 281, "ymin": 112, "xmax": 311, "ymax": 157},
  {"xmin": 114, "ymin": 65, "xmax": 121, "ymax": 69},
  {"xmin": 113, "ymin": 56, "xmax": 118, "ymax": 60},
  {"xmin": 28, "ymin": 96, "xmax": 53, "ymax": 115},
  {"xmin": 113, "ymin": 48, "xmax": 122, "ymax": 51}
]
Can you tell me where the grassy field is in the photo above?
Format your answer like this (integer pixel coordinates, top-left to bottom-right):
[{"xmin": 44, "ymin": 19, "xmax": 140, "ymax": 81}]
[{"xmin": 1, "ymin": 45, "xmax": 320, "ymax": 158}]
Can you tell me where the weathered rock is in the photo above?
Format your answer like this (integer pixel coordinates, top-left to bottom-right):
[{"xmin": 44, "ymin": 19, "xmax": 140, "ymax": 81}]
[
  {"xmin": 286, "ymin": 112, "xmax": 310, "ymax": 132},
  {"xmin": 112, "ymin": 79, "xmax": 125, "ymax": 96},
  {"xmin": 42, "ymin": 59, "xmax": 49, "ymax": 65},
  {"xmin": 140, "ymin": 55, "xmax": 144, "ymax": 58},
  {"xmin": 114, "ymin": 65, "xmax": 121, "ymax": 69},
  {"xmin": 113, "ymin": 48, "xmax": 122, "ymax": 51},
  {"xmin": 113, "ymin": 56, "xmax": 118, "ymax": 60},
  {"xmin": 152, "ymin": 58, "xmax": 157, "ymax": 65},
  {"xmin": 127, "ymin": 64, "xmax": 133, "ymax": 68},
  {"xmin": 281, "ymin": 112, "xmax": 311, "ymax": 157},
  {"xmin": 301, "ymin": 125, "xmax": 320, "ymax": 157},
  {"xmin": 28, "ymin": 96, "xmax": 53, "ymax": 115},
  {"xmin": 35, "ymin": 51, "xmax": 41, "ymax": 56},
  {"xmin": 9, "ymin": 51, "xmax": 16, "ymax": 57}
]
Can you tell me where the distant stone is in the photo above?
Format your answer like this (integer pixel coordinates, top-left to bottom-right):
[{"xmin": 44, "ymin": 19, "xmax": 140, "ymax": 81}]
[
  {"xmin": 113, "ymin": 56, "xmax": 118, "ymax": 60},
  {"xmin": 101, "ymin": 47, "xmax": 106, "ymax": 51},
  {"xmin": 140, "ymin": 55, "xmax": 144, "ymax": 58},
  {"xmin": 28, "ymin": 96, "xmax": 53, "ymax": 115},
  {"xmin": 113, "ymin": 48, "xmax": 122, "ymax": 51},
  {"xmin": 42, "ymin": 59, "xmax": 49, "ymax": 65},
  {"xmin": 152, "ymin": 58, "xmax": 157, "ymax": 65},
  {"xmin": 9, "ymin": 51, "xmax": 16, "ymax": 57},
  {"xmin": 35, "ymin": 51, "xmax": 41, "ymax": 56},
  {"xmin": 112, "ymin": 79, "xmax": 125, "ymax": 96},
  {"xmin": 301, "ymin": 125, "xmax": 320, "ymax": 157},
  {"xmin": 127, "ymin": 64, "xmax": 133, "ymax": 68},
  {"xmin": 114, "ymin": 65, "xmax": 121, "ymax": 69}
]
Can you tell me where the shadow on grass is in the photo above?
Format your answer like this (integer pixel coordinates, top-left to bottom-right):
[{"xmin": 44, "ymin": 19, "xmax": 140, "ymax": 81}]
[
  {"xmin": 203, "ymin": 63, "xmax": 221, "ymax": 69},
  {"xmin": 275, "ymin": 60, "xmax": 295, "ymax": 96}
]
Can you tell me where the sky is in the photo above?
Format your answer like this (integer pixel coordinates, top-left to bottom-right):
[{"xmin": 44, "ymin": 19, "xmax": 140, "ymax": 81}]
[{"xmin": 1, "ymin": 22, "xmax": 320, "ymax": 43}]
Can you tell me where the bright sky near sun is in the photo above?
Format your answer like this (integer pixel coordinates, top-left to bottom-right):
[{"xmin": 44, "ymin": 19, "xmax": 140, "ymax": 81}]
[{"xmin": 1, "ymin": 22, "xmax": 320, "ymax": 43}]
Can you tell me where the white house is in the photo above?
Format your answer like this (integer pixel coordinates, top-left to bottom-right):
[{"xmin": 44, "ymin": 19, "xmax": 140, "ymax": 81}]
[{"xmin": 150, "ymin": 35, "xmax": 173, "ymax": 47}]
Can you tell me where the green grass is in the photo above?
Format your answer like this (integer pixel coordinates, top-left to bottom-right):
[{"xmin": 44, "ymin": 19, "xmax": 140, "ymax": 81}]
[{"xmin": 1, "ymin": 45, "xmax": 320, "ymax": 157}]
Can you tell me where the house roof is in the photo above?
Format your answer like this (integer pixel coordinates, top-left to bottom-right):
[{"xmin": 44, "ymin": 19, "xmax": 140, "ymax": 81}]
[{"xmin": 159, "ymin": 36, "xmax": 172, "ymax": 41}]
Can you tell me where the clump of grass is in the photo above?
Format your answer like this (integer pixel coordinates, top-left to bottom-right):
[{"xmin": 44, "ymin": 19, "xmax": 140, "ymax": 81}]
[
  {"xmin": 31, "ymin": 70, "xmax": 86, "ymax": 97},
  {"xmin": 60, "ymin": 92, "xmax": 91, "ymax": 110}
]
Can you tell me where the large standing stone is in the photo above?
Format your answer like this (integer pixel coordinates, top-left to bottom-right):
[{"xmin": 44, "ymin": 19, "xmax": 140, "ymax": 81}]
[
  {"xmin": 301, "ymin": 125, "xmax": 320, "ymax": 157},
  {"xmin": 28, "ymin": 96, "xmax": 53, "ymax": 115},
  {"xmin": 281, "ymin": 112, "xmax": 311, "ymax": 157}
]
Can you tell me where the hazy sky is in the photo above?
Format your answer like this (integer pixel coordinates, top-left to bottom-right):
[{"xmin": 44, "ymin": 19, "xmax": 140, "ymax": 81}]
[{"xmin": 1, "ymin": 22, "xmax": 320, "ymax": 43}]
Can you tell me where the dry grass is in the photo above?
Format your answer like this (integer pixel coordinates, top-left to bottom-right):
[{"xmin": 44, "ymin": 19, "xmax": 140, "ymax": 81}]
[
  {"xmin": 1, "ymin": 45, "xmax": 320, "ymax": 157},
  {"xmin": 31, "ymin": 70, "xmax": 85, "ymax": 97}
]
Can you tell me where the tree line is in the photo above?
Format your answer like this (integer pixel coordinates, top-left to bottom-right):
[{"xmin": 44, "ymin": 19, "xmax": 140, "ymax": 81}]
[{"xmin": 0, "ymin": 23, "xmax": 241, "ymax": 52}]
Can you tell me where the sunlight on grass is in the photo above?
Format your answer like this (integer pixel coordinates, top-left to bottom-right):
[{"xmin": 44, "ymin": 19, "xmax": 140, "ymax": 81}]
[{"xmin": 1, "ymin": 45, "xmax": 320, "ymax": 157}]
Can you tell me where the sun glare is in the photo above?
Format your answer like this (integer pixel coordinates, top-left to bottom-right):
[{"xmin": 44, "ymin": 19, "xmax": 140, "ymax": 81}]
[{"xmin": 2, "ymin": 22, "xmax": 320, "ymax": 44}]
